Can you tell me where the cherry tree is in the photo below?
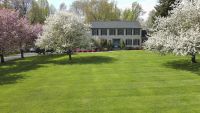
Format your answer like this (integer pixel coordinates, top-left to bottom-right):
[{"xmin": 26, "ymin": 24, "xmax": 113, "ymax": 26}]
[
  {"xmin": 0, "ymin": 9, "xmax": 42, "ymax": 63},
  {"xmin": 15, "ymin": 18, "xmax": 31, "ymax": 58},
  {"xmin": 145, "ymin": 0, "xmax": 200, "ymax": 63},
  {"xmin": 0, "ymin": 9, "xmax": 20, "ymax": 63},
  {"xmin": 29, "ymin": 24, "xmax": 43, "ymax": 45},
  {"xmin": 15, "ymin": 18, "xmax": 43, "ymax": 58},
  {"xmin": 36, "ymin": 11, "xmax": 89, "ymax": 61}
]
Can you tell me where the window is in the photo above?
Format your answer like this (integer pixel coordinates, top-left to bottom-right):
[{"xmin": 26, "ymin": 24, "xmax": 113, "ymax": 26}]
[
  {"xmin": 133, "ymin": 39, "xmax": 140, "ymax": 45},
  {"xmin": 118, "ymin": 29, "xmax": 124, "ymax": 35},
  {"xmin": 126, "ymin": 39, "xmax": 132, "ymax": 46},
  {"xmin": 101, "ymin": 29, "xmax": 107, "ymax": 35},
  {"xmin": 133, "ymin": 28, "xmax": 141, "ymax": 35},
  {"xmin": 92, "ymin": 29, "xmax": 98, "ymax": 35},
  {"xmin": 109, "ymin": 29, "xmax": 116, "ymax": 35},
  {"xmin": 126, "ymin": 29, "xmax": 132, "ymax": 35}
]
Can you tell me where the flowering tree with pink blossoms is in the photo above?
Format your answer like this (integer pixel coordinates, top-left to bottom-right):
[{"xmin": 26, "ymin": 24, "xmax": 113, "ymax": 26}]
[
  {"xmin": 145, "ymin": 0, "xmax": 200, "ymax": 63},
  {"xmin": 0, "ymin": 9, "xmax": 19, "ymax": 63},
  {"xmin": 0, "ymin": 9, "xmax": 42, "ymax": 63},
  {"xmin": 28, "ymin": 23, "xmax": 43, "ymax": 46},
  {"xmin": 15, "ymin": 18, "xmax": 42, "ymax": 58}
]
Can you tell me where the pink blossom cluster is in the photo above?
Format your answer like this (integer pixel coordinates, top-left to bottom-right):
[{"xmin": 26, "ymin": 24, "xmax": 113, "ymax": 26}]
[{"xmin": 0, "ymin": 9, "xmax": 42, "ymax": 55}]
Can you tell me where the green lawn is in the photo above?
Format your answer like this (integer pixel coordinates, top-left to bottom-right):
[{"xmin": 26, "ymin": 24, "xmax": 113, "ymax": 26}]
[{"xmin": 1, "ymin": 50, "xmax": 200, "ymax": 113}]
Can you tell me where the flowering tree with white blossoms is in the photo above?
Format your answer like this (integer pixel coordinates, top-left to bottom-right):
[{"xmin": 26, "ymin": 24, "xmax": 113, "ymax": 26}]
[
  {"xmin": 145, "ymin": 0, "xmax": 200, "ymax": 63},
  {"xmin": 36, "ymin": 11, "xmax": 90, "ymax": 61}
]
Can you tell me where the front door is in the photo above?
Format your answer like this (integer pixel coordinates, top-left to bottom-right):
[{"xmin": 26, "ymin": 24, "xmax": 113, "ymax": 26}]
[{"xmin": 113, "ymin": 39, "xmax": 120, "ymax": 48}]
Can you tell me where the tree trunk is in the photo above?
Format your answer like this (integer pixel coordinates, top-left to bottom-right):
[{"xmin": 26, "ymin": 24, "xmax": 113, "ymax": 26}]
[
  {"xmin": 67, "ymin": 49, "xmax": 72, "ymax": 61},
  {"xmin": 20, "ymin": 49, "xmax": 24, "ymax": 58},
  {"xmin": 191, "ymin": 54, "xmax": 197, "ymax": 63},
  {"xmin": 0, "ymin": 54, "xmax": 5, "ymax": 63},
  {"xmin": 68, "ymin": 53, "xmax": 72, "ymax": 61},
  {"xmin": 43, "ymin": 49, "xmax": 45, "ymax": 55}
]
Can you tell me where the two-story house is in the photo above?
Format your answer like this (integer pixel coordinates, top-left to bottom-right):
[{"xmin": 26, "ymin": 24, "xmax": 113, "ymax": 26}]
[{"xmin": 91, "ymin": 21, "xmax": 142, "ymax": 49}]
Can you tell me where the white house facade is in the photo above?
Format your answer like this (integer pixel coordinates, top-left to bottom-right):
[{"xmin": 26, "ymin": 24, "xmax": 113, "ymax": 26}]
[{"xmin": 91, "ymin": 21, "xmax": 142, "ymax": 49}]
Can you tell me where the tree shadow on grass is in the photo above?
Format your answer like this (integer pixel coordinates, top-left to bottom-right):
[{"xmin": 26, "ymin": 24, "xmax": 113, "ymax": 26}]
[
  {"xmin": 163, "ymin": 59, "xmax": 200, "ymax": 75},
  {"xmin": 53, "ymin": 56, "xmax": 116, "ymax": 65},
  {"xmin": 0, "ymin": 55, "xmax": 116, "ymax": 85},
  {"xmin": 0, "ymin": 56, "xmax": 49, "ymax": 85},
  {"xmin": 0, "ymin": 74, "xmax": 24, "ymax": 85}
]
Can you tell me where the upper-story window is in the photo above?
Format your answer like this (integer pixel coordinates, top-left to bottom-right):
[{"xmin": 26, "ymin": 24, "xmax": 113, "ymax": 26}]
[
  {"xmin": 118, "ymin": 29, "xmax": 124, "ymax": 35},
  {"xmin": 92, "ymin": 28, "xmax": 141, "ymax": 36},
  {"xmin": 92, "ymin": 29, "xmax": 98, "ymax": 36},
  {"xmin": 126, "ymin": 29, "xmax": 132, "ymax": 35},
  {"xmin": 101, "ymin": 29, "xmax": 107, "ymax": 35},
  {"xmin": 134, "ymin": 28, "xmax": 141, "ymax": 35},
  {"xmin": 109, "ymin": 29, "xmax": 116, "ymax": 35}
]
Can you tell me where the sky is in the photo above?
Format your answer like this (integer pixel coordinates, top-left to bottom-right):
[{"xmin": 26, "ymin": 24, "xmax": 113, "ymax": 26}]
[{"xmin": 47, "ymin": 0, "xmax": 158, "ymax": 21}]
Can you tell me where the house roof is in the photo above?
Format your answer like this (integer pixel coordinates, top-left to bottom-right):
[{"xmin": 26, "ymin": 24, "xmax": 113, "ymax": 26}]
[{"xmin": 91, "ymin": 21, "xmax": 142, "ymax": 29}]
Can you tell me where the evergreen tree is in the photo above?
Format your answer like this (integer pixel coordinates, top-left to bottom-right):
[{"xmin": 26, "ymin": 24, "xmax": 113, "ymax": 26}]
[{"xmin": 155, "ymin": 0, "xmax": 176, "ymax": 17}]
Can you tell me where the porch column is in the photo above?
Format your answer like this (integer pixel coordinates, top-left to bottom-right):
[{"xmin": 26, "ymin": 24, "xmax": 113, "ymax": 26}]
[
  {"xmin": 140, "ymin": 29, "xmax": 142, "ymax": 48},
  {"xmin": 124, "ymin": 29, "xmax": 126, "ymax": 36},
  {"xmin": 140, "ymin": 29, "xmax": 142, "ymax": 36},
  {"xmin": 132, "ymin": 29, "xmax": 134, "ymax": 35},
  {"xmin": 98, "ymin": 29, "xmax": 101, "ymax": 36},
  {"xmin": 132, "ymin": 39, "xmax": 134, "ymax": 47}
]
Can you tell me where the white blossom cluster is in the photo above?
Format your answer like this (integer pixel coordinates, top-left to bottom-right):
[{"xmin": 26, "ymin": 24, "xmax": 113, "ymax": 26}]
[
  {"xmin": 145, "ymin": 0, "xmax": 200, "ymax": 56},
  {"xmin": 36, "ymin": 11, "xmax": 90, "ymax": 51}
]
